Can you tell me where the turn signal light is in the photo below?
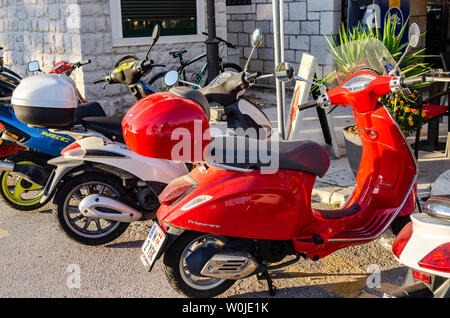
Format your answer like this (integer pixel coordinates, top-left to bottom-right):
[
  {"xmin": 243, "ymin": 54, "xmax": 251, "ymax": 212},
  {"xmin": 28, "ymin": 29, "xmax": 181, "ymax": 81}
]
[
  {"xmin": 418, "ymin": 243, "xmax": 450, "ymax": 274},
  {"xmin": 159, "ymin": 176, "xmax": 196, "ymax": 206},
  {"xmin": 392, "ymin": 221, "xmax": 413, "ymax": 259}
]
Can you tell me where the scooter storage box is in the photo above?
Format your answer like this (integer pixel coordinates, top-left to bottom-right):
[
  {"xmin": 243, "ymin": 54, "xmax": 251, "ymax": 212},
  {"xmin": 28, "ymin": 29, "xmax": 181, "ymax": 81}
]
[
  {"xmin": 12, "ymin": 74, "xmax": 77, "ymax": 128},
  {"xmin": 122, "ymin": 91, "xmax": 211, "ymax": 163}
]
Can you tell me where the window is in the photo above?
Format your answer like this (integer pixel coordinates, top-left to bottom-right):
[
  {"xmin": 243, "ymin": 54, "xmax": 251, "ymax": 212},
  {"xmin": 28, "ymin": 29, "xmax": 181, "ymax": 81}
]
[
  {"xmin": 226, "ymin": 0, "xmax": 251, "ymax": 5},
  {"xmin": 110, "ymin": 0, "xmax": 205, "ymax": 46},
  {"xmin": 121, "ymin": 0, "xmax": 197, "ymax": 38}
]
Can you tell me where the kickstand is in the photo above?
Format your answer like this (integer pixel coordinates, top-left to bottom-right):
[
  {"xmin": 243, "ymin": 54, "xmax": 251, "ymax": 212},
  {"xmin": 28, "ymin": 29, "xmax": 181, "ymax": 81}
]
[{"xmin": 257, "ymin": 271, "xmax": 277, "ymax": 296}]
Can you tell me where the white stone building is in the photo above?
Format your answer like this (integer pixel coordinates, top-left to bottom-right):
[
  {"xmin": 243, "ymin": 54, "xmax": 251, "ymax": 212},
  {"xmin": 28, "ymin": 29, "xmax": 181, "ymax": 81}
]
[{"xmin": 0, "ymin": 0, "xmax": 430, "ymax": 116}]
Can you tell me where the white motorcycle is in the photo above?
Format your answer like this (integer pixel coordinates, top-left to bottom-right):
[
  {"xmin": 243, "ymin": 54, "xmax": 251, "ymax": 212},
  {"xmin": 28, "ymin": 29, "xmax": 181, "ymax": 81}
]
[{"xmin": 390, "ymin": 170, "xmax": 450, "ymax": 298}]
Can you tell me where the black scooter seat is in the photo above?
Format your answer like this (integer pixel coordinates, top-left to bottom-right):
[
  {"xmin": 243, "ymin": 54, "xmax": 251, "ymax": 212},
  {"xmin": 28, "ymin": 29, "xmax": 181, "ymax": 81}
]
[
  {"xmin": 206, "ymin": 136, "xmax": 330, "ymax": 177},
  {"xmin": 81, "ymin": 117, "xmax": 124, "ymax": 143},
  {"xmin": 75, "ymin": 102, "xmax": 106, "ymax": 124}
]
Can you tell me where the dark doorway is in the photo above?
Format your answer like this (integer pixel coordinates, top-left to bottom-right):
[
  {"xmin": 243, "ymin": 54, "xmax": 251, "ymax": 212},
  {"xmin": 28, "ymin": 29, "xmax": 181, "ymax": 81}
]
[{"xmin": 426, "ymin": 0, "xmax": 450, "ymax": 67}]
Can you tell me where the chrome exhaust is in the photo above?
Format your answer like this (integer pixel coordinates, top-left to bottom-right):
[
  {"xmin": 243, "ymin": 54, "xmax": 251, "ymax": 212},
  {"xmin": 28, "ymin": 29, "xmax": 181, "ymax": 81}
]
[
  {"xmin": 200, "ymin": 251, "xmax": 259, "ymax": 280},
  {"xmin": 0, "ymin": 161, "xmax": 15, "ymax": 171},
  {"xmin": 79, "ymin": 194, "xmax": 142, "ymax": 223}
]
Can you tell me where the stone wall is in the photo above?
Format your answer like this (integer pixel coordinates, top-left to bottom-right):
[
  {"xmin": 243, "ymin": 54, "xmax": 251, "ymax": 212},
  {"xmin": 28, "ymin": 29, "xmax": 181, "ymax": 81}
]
[
  {"xmin": 226, "ymin": 0, "xmax": 341, "ymax": 80},
  {"xmin": 0, "ymin": 0, "xmax": 228, "ymax": 117},
  {"xmin": 0, "ymin": 0, "xmax": 84, "ymax": 92}
]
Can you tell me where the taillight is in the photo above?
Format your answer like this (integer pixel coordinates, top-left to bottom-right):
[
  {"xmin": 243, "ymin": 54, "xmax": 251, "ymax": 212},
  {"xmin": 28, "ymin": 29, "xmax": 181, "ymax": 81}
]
[
  {"xmin": 61, "ymin": 142, "xmax": 85, "ymax": 157},
  {"xmin": 412, "ymin": 270, "xmax": 431, "ymax": 284},
  {"xmin": 159, "ymin": 176, "xmax": 196, "ymax": 206},
  {"xmin": 418, "ymin": 243, "xmax": 450, "ymax": 274},
  {"xmin": 392, "ymin": 221, "xmax": 413, "ymax": 258},
  {"xmin": 0, "ymin": 122, "xmax": 5, "ymax": 130}
]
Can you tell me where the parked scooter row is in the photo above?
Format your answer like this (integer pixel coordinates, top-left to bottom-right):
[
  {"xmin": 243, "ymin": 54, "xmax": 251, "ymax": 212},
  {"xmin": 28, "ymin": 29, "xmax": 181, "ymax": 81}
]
[
  {"xmin": 1, "ymin": 23, "xmax": 448, "ymax": 298},
  {"xmin": 121, "ymin": 26, "xmax": 449, "ymax": 298}
]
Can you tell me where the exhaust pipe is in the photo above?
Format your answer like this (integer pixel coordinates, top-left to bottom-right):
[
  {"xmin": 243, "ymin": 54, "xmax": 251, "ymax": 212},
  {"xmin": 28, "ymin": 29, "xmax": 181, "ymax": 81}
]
[
  {"xmin": 186, "ymin": 249, "xmax": 259, "ymax": 280},
  {"xmin": 79, "ymin": 194, "xmax": 142, "ymax": 223},
  {"xmin": 0, "ymin": 161, "xmax": 15, "ymax": 171},
  {"xmin": 0, "ymin": 161, "xmax": 50, "ymax": 186}
]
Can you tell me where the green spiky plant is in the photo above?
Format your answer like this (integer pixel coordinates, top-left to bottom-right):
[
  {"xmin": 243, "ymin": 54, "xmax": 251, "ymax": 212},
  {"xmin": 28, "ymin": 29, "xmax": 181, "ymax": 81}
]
[{"xmin": 321, "ymin": 14, "xmax": 434, "ymax": 136}]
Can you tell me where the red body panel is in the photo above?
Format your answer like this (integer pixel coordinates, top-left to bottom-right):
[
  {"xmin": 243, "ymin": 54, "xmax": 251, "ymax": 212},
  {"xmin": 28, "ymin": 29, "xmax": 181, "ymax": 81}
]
[
  {"xmin": 154, "ymin": 71, "xmax": 417, "ymax": 260},
  {"xmin": 122, "ymin": 92, "xmax": 211, "ymax": 162}
]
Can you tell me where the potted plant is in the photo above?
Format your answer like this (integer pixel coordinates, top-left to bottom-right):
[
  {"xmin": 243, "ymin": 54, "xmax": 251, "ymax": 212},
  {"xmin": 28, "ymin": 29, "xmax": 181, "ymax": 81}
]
[{"xmin": 322, "ymin": 15, "xmax": 432, "ymax": 176}]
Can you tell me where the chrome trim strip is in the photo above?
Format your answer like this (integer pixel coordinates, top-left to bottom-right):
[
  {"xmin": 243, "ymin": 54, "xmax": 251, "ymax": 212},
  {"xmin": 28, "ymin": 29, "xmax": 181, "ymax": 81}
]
[{"xmin": 207, "ymin": 161, "xmax": 253, "ymax": 173}]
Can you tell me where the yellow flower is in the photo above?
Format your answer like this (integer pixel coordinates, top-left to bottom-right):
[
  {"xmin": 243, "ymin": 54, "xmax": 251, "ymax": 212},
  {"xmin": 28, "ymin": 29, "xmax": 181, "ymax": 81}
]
[
  {"xmin": 408, "ymin": 116, "xmax": 414, "ymax": 126},
  {"xmin": 420, "ymin": 130, "xmax": 424, "ymax": 136},
  {"xmin": 412, "ymin": 109, "xmax": 419, "ymax": 115},
  {"xmin": 404, "ymin": 107, "xmax": 411, "ymax": 113},
  {"xmin": 400, "ymin": 100, "xmax": 405, "ymax": 105}
]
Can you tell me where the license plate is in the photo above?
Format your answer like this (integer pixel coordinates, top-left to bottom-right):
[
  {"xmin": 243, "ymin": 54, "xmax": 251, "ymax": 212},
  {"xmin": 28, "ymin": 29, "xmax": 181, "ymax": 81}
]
[{"xmin": 140, "ymin": 222, "xmax": 167, "ymax": 271}]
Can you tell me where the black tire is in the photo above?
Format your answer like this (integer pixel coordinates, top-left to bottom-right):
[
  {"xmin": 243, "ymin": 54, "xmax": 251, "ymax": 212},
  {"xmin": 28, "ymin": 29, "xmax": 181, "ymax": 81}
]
[
  {"xmin": 0, "ymin": 151, "xmax": 50, "ymax": 211},
  {"xmin": 163, "ymin": 231, "xmax": 235, "ymax": 298},
  {"xmin": 391, "ymin": 215, "xmax": 411, "ymax": 236},
  {"xmin": 52, "ymin": 171, "xmax": 130, "ymax": 245}
]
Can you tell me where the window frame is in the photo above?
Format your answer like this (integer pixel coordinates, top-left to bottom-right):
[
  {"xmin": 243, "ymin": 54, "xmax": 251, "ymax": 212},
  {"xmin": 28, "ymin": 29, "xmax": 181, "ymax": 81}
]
[{"xmin": 110, "ymin": 0, "xmax": 206, "ymax": 47}]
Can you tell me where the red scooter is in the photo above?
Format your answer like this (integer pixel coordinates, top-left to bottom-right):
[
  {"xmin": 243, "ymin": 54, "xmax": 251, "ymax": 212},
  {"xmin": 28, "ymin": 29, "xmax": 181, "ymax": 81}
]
[{"xmin": 123, "ymin": 29, "xmax": 444, "ymax": 298}]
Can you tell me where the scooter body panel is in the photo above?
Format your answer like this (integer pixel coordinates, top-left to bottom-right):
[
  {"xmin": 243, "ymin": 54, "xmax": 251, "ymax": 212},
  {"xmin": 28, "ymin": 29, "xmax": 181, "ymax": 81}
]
[
  {"xmin": 158, "ymin": 167, "xmax": 317, "ymax": 240},
  {"xmin": 0, "ymin": 104, "xmax": 74, "ymax": 156},
  {"xmin": 397, "ymin": 213, "xmax": 450, "ymax": 279},
  {"xmin": 73, "ymin": 136, "xmax": 189, "ymax": 184}
]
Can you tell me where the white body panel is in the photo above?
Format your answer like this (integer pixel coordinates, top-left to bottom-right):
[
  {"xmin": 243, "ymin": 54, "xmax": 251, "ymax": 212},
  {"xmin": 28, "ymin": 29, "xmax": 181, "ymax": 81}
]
[
  {"xmin": 66, "ymin": 136, "xmax": 189, "ymax": 184},
  {"xmin": 397, "ymin": 213, "xmax": 450, "ymax": 279}
]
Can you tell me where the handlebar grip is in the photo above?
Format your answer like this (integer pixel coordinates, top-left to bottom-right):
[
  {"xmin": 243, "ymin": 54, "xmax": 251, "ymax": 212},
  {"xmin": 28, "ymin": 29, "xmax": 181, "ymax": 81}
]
[
  {"xmin": 80, "ymin": 59, "xmax": 91, "ymax": 65},
  {"xmin": 93, "ymin": 78, "xmax": 105, "ymax": 84},
  {"xmin": 298, "ymin": 100, "xmax": 319, "ymax": 111},
  {"xmin": 401, "ymin": 76, "xmax": 425, "ymax": 87}
]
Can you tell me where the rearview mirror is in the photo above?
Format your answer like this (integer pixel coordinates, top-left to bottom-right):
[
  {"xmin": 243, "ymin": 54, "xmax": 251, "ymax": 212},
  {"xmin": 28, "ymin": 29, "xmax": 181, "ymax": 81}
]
[
  {"xmin": 244, "ymin": 29, "xmax": 263, "ymax": 72},
  {"xmin": 152, "ymin": 24, "xmax": 161, "ymax": 43},
  {"xmin": 251, "ymin": 29, "xmax": 263, "ymax": 48},
  {"xmin": 28, "ymin": 60, "xmax": 40, "ymax": 73},
  {"xmin": 408, "ymin": 23, "xmax": 420, "ymax": 48},
  {"xmin": 164, "ymin": 70, "xmax": 179, "ymax": 87},
  {"xmin": 274, "ymin": 63, "xmax": 295, "ymax": 82}
]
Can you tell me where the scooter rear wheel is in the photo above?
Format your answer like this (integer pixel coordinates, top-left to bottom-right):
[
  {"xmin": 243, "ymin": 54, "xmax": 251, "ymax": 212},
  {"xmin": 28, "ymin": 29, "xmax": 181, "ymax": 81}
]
[
  {"xmin": 163, "ymin": 231, "xmax": 236, "ymax": 298},
  {"xmin": 0, "ymin": 151, "xmax": 48, "ymax": 211},
  {"xmin": 52, "ymin": 172, "xmax": 130, "ymax": 245}
]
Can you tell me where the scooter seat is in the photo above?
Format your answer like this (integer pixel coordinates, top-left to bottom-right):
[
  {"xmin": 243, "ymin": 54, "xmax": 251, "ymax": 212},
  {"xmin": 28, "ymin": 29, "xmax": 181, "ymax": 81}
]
[
  {"xmin": 170, "ymin": 86, "xmax": 211, "ymax": 120},
  {"xmin": 75, "ymin": 102, "xmax": 106, "ymax": 124},
  {"xmin": 207, "ymin": 136, "xmax": 330, "ymax": 177},
  {"xmin": 81, "ymin": 117, "xmax": 124, "ymax": 143}
]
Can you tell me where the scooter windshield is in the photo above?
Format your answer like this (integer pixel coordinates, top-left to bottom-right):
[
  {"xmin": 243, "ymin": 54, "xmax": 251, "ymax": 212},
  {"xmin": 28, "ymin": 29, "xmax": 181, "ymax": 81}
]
[{"xmin": 325, "ymin": 38, "xmax": 396, "ymax": 89}]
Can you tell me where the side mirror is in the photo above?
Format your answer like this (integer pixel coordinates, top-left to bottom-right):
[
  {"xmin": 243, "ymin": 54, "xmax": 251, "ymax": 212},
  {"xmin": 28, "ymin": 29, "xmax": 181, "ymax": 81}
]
[
  {"xmin": 28, "ymin": 60, "xmax": 41, "ymax": 73},
  {"xmin": 145, "ymin": 24, "xmax": 161, "ymax": 61},
  {"xmin": 389, "ymin": 23, "xmax": 421, "ymax": 76},
  {"xmin": 274, "ymin": 62, "xmax": 295, "ymax": 82},
  {"xmin": 408, "ymin": 23, "xmax": 420, "ymax": 48},
  {"xmin": 164, "ymin": 70, "xmax": 179, "ymax": 87},
  {"xmin": 152, "ymin": 24, "xmax": 161, "ymax": 44},
  {"xmin": 251, "ymin": 29, "xmax": 263, "ymax": 48},
  {"xmin": 244, "ymin": 29, "xmax": 263, "ymax": 72}
]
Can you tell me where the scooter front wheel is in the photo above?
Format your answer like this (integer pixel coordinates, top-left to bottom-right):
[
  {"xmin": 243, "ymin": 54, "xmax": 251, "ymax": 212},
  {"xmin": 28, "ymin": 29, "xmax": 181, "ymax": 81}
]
[
  {"xmin": 163, "ymin": 231, "xmax": 236, "ymax": 298},
  {"xmin": 52, "ymin": 172, "xmax": 130, "ymax": 245}
]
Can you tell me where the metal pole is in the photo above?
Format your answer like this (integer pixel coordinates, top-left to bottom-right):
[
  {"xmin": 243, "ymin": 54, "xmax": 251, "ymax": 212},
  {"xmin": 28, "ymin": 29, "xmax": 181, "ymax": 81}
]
[
  {"xmin": 272, "ymin": 0, "xmax": 285, "ymax": 140},
  {"xmin": 206, "ymin": 0, "xmax": 220, "ymax": 83}
]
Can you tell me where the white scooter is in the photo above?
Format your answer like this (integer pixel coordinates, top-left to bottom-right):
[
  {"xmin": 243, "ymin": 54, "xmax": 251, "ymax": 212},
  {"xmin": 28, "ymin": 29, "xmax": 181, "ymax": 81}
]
[
  {"xmin": 43, "ymin": 30, "xmax": 273, "ymax": 246},
  {"xmin": 41, "ymin": 128, "xmax": 190, "ymax": 245},
  {"xmin": 390, "ymin": 170, "xmax": 450, "ymax": 298}
]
